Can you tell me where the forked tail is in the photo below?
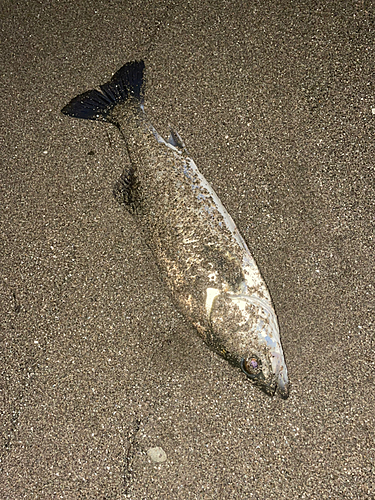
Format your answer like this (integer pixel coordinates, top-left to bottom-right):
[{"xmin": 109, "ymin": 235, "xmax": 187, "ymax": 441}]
[{"xmin": 61, "ymin": 60, "xmax": 145, "ymax": 122}]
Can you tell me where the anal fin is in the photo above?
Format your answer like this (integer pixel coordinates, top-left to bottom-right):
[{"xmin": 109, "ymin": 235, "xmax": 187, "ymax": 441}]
[{"xmin": 113, "ymin": 167, "xmax": 143, "ymax": 214}]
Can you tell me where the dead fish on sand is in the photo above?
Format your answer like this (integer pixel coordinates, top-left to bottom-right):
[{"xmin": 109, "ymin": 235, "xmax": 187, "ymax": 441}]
[{"xmin": 62, "ymin": 61, "xmax": 289, "ymax": 398}]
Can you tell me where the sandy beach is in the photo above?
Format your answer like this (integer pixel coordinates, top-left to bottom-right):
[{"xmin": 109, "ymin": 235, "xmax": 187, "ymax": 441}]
[{"xmin": 1, "ymin": 0, "xmax": 374, "ymax": 498}]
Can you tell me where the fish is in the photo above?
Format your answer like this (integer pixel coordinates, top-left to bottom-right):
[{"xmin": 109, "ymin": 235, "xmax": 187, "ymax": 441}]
[{"xmin": 62, "ymin": 60, "xmax": 289, "ymax": 398}]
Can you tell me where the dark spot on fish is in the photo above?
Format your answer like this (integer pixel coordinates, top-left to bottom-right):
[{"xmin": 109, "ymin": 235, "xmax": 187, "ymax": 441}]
[{"xmin": 202, "ymin": 244, "xmax": 244, "ymax": 290}]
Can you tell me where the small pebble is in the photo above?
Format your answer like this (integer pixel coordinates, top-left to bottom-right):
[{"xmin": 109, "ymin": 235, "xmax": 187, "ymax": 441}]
[{"xmin": 147, "ymin": 446, "xmax": 167, "ymax": 463}]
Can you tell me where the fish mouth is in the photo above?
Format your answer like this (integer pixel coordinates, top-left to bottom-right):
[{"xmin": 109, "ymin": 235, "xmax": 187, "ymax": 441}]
[
  {"xmin": 270, "ymin": 352, "xmax": 290, "ymax": 399},
  {"xmin": 275, "ymin": 369, "xmax": 289, "ymax": 399},
  {"xmin": 277, "ymin": 383, "xmax": 289, "ymax": 399}
]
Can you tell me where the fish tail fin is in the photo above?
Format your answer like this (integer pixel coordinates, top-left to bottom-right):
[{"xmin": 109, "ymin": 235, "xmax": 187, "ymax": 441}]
[{"xmin": 61, "ymin": 60, "xmax": 145, "ymax": 122}]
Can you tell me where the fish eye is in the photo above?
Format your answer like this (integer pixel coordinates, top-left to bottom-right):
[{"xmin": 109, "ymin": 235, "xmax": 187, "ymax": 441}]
[{"xmin": 241, "ymin": 356, "xmax": 263, "ymax": 378}]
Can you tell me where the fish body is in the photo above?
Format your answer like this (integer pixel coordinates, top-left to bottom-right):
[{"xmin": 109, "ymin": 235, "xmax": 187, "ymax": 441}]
[{"xmin": 62, "ymin": 61, "xmax": 289, "ymax": 398}]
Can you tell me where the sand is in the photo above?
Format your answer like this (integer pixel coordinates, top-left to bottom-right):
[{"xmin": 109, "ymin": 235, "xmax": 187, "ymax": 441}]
[{"xmin": 1, "ymin": 0, "xmax": 374, "ymax": 498}]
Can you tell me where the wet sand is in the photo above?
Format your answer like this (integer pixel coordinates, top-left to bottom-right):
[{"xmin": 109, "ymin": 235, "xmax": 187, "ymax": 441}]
[{"xmin": 1, "ymin": 0, "xmax": 374, "ymax": 498}]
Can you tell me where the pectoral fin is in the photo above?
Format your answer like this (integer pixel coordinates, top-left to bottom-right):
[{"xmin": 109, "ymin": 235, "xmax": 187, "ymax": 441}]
[{"xmin": 167, "ymin": 127, "xmax": 188, "ymax": 153}]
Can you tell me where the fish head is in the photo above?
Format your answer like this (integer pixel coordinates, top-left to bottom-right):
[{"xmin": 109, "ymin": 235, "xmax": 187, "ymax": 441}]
[{"xmin": 208, "ymin": 290, "xmax": 289, "ymax": 398}]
